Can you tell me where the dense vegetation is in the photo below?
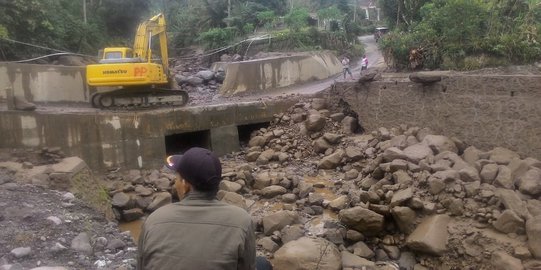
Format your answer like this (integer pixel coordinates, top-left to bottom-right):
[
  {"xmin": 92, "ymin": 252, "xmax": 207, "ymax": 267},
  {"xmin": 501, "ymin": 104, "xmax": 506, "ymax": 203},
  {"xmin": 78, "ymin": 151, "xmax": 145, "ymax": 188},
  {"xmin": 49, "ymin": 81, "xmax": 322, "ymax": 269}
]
[
  {"xmin": 378, "ymin": 0, "xmax": 541, "ymax": 70},
  {"xmin": 0, "ymin": 0, "xmax": 369, "ymax": 61}
]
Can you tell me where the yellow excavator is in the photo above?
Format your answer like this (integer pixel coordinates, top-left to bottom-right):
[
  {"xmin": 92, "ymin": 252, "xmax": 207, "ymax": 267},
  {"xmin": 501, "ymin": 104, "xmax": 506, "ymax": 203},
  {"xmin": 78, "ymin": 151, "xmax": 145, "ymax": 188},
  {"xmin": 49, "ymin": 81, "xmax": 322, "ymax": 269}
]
[{"xmin": 86, "ymin": 13, "xmax": 188, "ymax": 109}]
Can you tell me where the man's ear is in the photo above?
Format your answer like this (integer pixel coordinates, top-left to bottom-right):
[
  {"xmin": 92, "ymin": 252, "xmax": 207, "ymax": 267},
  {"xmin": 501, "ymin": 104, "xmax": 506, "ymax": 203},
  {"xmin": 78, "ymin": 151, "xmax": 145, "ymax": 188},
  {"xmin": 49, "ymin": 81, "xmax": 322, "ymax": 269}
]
[{"xmin": 183, "ymin": 181, "xmax": 192, "ymax": 194}]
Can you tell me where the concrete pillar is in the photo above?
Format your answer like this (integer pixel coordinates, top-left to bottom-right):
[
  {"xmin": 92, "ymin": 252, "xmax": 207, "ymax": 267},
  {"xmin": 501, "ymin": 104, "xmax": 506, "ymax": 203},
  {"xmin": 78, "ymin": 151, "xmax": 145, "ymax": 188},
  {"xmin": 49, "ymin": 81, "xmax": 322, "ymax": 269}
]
[
  {"xmin": 5, "ymin": 87, "xmax": 14, "ymax": 110},
  {"xmin": 210, "ymin": 125, "xmax": 240, "ymax": 156}
]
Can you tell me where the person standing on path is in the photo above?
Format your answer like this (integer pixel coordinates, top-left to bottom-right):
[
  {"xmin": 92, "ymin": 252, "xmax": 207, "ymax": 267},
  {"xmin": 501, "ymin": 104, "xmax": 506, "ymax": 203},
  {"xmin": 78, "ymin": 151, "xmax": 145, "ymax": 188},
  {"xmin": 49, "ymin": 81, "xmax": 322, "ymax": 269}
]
[
  {"xmin": 342, "ymin": 56, "xmax": 353, "ymax": 80},
  {"xmin": 137, "ymin": 147, "xmax": 272, "ymax": 270},
  {"xmin": 360, "ymin": 55, "xmax": 368, "ymax": 75}
]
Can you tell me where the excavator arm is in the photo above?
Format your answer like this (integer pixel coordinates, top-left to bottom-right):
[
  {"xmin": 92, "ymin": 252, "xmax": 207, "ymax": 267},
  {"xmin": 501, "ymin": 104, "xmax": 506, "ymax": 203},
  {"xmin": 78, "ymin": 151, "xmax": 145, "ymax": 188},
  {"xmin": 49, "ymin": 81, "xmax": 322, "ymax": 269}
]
[{"xmin": 133, "ymin": 13, "xmax": 169, "ymax": 75}]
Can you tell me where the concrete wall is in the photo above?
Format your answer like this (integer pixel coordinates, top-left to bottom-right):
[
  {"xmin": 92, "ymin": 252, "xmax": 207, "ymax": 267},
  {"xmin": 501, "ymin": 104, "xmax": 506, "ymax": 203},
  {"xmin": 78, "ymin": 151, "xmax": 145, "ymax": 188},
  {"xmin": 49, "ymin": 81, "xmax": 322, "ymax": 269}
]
[
  {"xmin": 215, "ymin": 52, "xmax": 342, "ymax": 96},
  {"xmin": 0, "ymin": 100, "xmax": 296, "ymax": 171},
  {"xmin": 0, "ymin": 63, "xmax": 91, "ymax": 103},
  {"xmin": 327, "ymin": 74, "xmax": 541, "ymax": 159}
]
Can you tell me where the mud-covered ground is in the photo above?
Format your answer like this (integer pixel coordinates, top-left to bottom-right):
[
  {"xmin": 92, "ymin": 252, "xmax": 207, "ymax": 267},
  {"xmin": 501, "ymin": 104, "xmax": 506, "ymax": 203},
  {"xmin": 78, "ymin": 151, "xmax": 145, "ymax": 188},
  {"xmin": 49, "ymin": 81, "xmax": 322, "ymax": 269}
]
[{"xmin": 0, "ymin": 168, "xmax": 136, "ymax": 270}]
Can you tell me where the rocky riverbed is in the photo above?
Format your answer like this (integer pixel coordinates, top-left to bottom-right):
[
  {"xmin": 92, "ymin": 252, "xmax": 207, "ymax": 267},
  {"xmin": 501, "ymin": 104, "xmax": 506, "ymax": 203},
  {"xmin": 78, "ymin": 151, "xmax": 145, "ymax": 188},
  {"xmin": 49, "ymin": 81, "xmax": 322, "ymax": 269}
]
[{"xmin": 1, "ymin": 97, "xmax": 541, "ymax": 270}]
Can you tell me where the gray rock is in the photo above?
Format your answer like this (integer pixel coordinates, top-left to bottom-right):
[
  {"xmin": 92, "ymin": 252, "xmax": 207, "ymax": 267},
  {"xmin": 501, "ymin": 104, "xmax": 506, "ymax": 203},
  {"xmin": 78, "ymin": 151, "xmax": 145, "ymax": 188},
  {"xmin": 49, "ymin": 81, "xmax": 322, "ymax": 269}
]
[
  {"xmin": 389, "ymin": 159, "xmax": 409, "ymax": 172},
  {"xmin": 134, "ymin": 185, "xmax": 153, "ymax": 196},
  {"xmin": 406, "ymin": 215, "xmax": 450, "ymax": 256},
  {"xmin": 491, "ymin": 251, "xmax": 524, "ymax": 270},
  {"xmin": 342, "ymin": 116, "xmax": 358, "ymax": 134},
  {"xmin": 220, "ymin": 191, "xmax": 246, "ymax": 209},
  {"xmin": 421, "ymin": 135, "xmax": 457, "ymax": 154},
  {"xmin": 398, "ymin": 251, "xmax": 417, "ymax": 270},
  {"xmin": 403, "ymin": 144, "xmax": 433, "ymax": 163},
  {"xmin": 517, "ymin": 168, "xmax": 541, "ymax": 196},
  {"xmin": 106, "ymin": 238, "xmax": 126, "ymax": 250},
  {"xmin": 341, "ymin": 251, "xmax": 376, "ymax": 269},
  {"xmin": 308, "ymin": 193, "xmax": 325, "ymax": 206},
  {"xmin": 330, "ymin": 113, "xmax": 345, "ymax": 122},
  {"xmin": 281, "ymin": 224, "xmax": 305, "ymax": 244},
  {"xmin": 10, "ymin": 247, "xmax": 32, "ymax": 258},
  {"xmin": 339, "ymin": 207, "xmax": 384, "ymax": 235},
  {"xmin": 305, "ymin": 114, "xmax": 326, "ymax": 132},
  {"xmin": 490, "ymin": 147, "xmax": 520, "ymax": 165},
  {"xmin": 262, "ymin": 210, "xmax": 299, "ymax": 236},
  {"xmin": 273, "ymin": 237, "xmax": 341, "ymax": 270},
  {"xmin": 152, "ymin": 177, "xmax": 171, "ymax": 191},
  {"xmin": 527, "ymin": 199, "xmax": 541, "ymax": 217},
  {"xmin": 111, "ymin": 192, "xmax": 133, "ymax": 209},
  {"xmin": 323, "ymin": 133, "xmax": 343, "ymax": 144},
  {"xmin": 311, "ymin": 98, "xmax": 327, "ymax": 110},
  {"xmin": 329, "ymin": 195, "xmax": 349, "ymax": 211},
  {"xmin": 147, "ymin": 192, "xmax": 172, "ymax": 212},
  {"xmin": 390, "ymin": 187, "xmax": 413, "ymax": 207},
  {"xmin": 345, "ymin": 146, "xmax": 363, "ymax": 161},
  {"xmin": 184, "ymin": 76, "xmax": 204, "ymax": 86},
  {"xmin": 526, "ymin": 216, "xmax": 541, "ymax": 259},
  {"xmin": 318, "ymin": 149, "xmax": 345, "ymax": 169},
  {"xmin": 351, "ymin": 241, "xmax": 375, "ymax": 258},
  {"xmin": 496, "ymin": 189, "xmax": 528, "ymax": 219},
  {"xmin": 494, "ymin": 166, "xmax": 513, "ymax": 189},
  {"xmin": 383, "ymin": 147, "xmax": 407, "ymax": 162},
  {"xmin": 463, "ymin": 146, "xmax": 482, "ymax": 166},
  {"xmin": 313, "ymin": 137, "xmax": 332, "ymax": 153},
  {"xmin": 509, "ymin": 158, "xmax": 531, "ymax": 184},
  {"xmin": 480, "ymin": 164, "xmax": 499, "ymax": 183},
  {"xmin": 345, "ymin": 169, "xmax": 360, "ymax": 180},
  {"xmin": 257, "ymin": 237, "xmax": 279, "ymax": 252},
  {"xmin": 195, "ymin": 70, "xmax": 215, "ymax": 81},
  {"xmin": 428, "ymin": 177, "xmax": 445, "ymax": 195},
  {"xmin": 298, "ymin": 181, "xmax": 314, "ymax": 198},
  {"xmin": 493, "ymin": 209, "xmax": 524, "ymax": 234},
  {"xmin": 46, "ymin": 216, "xmax": 62, "ymax": 225},
  {"xmin": 260, "ymin": 185, "xmax": 287, "ymax": 198},
  {"xmin": 248, "ymin": 136, "xmax": 267, "ymax": 147},
  {"xmin": 383, "ymin": 245, "xmax": 401, "ymax": 260},
  {"xmin": 71, "ymin": 232, "xmax": 92, "ymax": 254},
  {"xmin": 253, "ymin": 171, "xmax": 272, "ymax": 190},
  {"xmin": 122, "ymin": 208, "xmax": 144, "ymax": 222},
  {"xmin": 282, "ymin": 193, "xmax": 297, "ymax": 203},
  {"xmin": 219, "ymin": 180, "xmax": 242, "ymax": 193},
  {"xmin": 246, "ymin": 151, "xmax": 261, "ymax": 162},
  {"xmin": 459, "ymin": 166, "xmax": 480, "ymax": 182},
  {"xmin": 392, "ymin": 206, "xmax": 416, "ymax": 233}
]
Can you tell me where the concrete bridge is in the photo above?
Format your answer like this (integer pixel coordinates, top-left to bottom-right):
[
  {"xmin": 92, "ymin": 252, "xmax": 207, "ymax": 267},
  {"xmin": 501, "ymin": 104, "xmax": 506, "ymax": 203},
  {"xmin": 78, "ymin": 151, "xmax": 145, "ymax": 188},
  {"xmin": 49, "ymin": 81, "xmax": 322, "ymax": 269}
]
[{"xmin": 2, "ymin": 61, "xmax": 541, "ymax": 171}]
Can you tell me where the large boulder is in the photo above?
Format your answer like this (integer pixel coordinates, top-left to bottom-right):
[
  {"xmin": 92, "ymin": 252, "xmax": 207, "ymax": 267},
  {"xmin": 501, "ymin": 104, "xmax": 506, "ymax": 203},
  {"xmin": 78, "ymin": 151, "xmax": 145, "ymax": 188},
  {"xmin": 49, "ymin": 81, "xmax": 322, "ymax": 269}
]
[
  {"xmin": 421, "ymin": 135, "xmax": 458, "ymax": 154},
  {"xmin": 403, "ymin": 144, "xmax": 433, "ymax": 163},
  {"xmin": 491, "ymin": 251, "xmax": 524, "ymax": 270},
  {"xmin": 318, "ymin": 149, "xmax": 345, "ymax": 169},
  {"xmin": 305, "ymin": 114, "xmax": 326, "ymax": 132},
  {"xmin": 493, "ymin": 210, "xmax": 524, "ymax": 234},
  {"xmin": 489, "ymin": 147, "xmax": 520, "ymax": 165},
  {"xmin": 273, "ymin": 237, "xmax": 341, "ymax": 270},
  {"xmin": 262, "ymin": 211, "xmax": 299, "ymax": 235},
  {"xmin": 195, "ymin": 70, "xmax": 215, "ymax": 81},
  {"xmin": 339, "ymin": 207, "xmax": 384, "ymax": 235},
  {"xmin": 517, "ymin": 168, "xmax": 541, "ymax": 196},
  {"xmin": 526, "ymin": 216, "xmax": 541, "ymax": 259},
  {"xmin": 406, "ymin": 215, "xmax": 450, "ymax": 256}
]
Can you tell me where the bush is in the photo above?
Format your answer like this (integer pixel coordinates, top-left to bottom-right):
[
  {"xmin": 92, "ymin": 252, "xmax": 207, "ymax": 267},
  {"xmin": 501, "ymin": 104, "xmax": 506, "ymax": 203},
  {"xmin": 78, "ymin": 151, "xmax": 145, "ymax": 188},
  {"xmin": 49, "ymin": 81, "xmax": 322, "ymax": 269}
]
[{"xmin": 197, "ymin": 27, "xmax": 237, "ymax": 49}]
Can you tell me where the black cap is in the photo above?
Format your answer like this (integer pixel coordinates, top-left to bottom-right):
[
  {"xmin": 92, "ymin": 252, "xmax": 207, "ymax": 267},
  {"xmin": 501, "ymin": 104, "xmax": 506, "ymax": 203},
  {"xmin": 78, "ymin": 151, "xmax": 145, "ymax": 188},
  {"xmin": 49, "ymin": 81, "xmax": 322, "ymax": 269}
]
[{"xmin": 165, "ymin": 147, "xmax": 222, "ymax": 192}]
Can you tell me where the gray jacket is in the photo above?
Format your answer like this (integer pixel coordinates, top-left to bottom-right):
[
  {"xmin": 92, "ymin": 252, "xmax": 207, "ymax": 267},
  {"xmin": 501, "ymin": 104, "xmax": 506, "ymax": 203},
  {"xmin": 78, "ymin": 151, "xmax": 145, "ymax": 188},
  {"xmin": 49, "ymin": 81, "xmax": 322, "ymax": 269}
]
[{"xmin": 137, "ymin": 190, "xmax": 256, "ymax": 270}]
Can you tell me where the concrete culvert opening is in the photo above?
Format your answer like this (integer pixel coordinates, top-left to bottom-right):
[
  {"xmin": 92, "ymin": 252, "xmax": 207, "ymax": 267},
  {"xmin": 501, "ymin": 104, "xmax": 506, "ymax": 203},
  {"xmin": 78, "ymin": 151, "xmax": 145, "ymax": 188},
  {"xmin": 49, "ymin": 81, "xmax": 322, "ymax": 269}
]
[
  {"xmin": 237, "ymin": 122, "xmax": 270, "ymax": 146},
  {"xmin": 165, "ymin": 130, "xmax": 211, "ymax": 155}
]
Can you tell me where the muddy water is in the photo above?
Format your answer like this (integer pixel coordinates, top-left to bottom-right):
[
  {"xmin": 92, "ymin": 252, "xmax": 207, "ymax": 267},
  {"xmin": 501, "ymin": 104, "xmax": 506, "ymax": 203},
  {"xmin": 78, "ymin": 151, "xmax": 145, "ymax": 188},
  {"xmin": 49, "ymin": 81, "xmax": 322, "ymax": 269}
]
[
  {"xmin": 302, "ymin": 174, "xmax": 341, "ymax": 235},
  {"xmin": 119, "ymin": 219, "xmax": 143, "ymax": 244}
]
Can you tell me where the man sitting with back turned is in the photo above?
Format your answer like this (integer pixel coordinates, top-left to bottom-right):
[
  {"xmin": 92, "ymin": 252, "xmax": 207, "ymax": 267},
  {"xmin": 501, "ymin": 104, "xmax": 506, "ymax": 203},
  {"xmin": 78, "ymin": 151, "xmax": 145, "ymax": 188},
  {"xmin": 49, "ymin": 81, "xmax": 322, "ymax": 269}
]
[{"xmin": 137, "ymin": 147, "xmax": 271, "ymax": 270}]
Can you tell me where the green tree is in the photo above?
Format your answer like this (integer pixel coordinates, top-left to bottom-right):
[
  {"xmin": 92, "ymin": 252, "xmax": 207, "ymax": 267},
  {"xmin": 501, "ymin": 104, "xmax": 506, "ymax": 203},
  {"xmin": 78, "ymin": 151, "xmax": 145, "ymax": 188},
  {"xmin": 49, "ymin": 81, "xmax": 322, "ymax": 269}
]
[
  {"xmin": 257, "ymin": 10, "xmax": 277, "ymax": 29},
  {"xmin": 285, "ymin": 7, "xmax": 310, "ymax": 31}
]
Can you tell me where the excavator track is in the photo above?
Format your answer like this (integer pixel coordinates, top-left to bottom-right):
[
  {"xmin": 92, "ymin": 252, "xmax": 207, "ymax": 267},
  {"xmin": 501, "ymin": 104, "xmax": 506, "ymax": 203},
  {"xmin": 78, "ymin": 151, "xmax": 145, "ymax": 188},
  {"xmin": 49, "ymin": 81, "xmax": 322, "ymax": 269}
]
[{"xmin": 90, "ymin": 88, "xmax": 189, "ymax": 109}]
